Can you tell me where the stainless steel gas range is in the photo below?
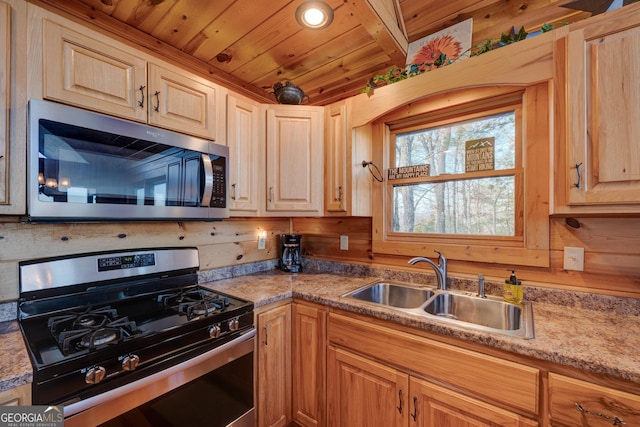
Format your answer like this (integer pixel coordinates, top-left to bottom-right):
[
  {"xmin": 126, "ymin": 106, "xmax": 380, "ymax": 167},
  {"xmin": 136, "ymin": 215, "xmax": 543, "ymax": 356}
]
[{"xmin": 18, "ymin": 247, "xmax": 255, "ymax": 427}]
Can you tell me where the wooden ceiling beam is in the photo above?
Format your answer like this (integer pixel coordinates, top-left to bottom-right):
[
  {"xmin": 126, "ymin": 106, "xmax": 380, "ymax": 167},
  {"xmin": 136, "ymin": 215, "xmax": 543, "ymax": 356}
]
[{"xmin": 345, "ymin": 0, "xmax": 409, "ymax": 67}]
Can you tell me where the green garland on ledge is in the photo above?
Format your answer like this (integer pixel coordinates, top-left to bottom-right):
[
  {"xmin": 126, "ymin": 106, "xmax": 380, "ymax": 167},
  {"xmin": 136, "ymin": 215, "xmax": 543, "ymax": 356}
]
[{"xmin": 360, "ymin": 24, "xmax": 562, "ymax": 97}]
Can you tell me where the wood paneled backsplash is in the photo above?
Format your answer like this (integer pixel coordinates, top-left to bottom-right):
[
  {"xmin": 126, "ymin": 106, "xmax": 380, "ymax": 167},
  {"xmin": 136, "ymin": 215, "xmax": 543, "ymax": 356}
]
[
  {"xmin": 294, "ymin": 217, "xmax": 640, "ymax": 298},
  {"xmin": 2, "ymin": 216, "xmax": 638, "ymax": 301},
  {"xmin": 0, "ymin": 218, "xmax": 289, "ymax": 301}
]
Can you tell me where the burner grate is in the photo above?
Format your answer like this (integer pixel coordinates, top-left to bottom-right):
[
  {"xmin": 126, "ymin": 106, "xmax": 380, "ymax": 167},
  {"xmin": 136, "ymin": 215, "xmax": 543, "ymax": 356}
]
[
  {"xmin": 48, "ymin": 306, "xmax": 139, "ymax": 355},
  {"xmin": 159, "ymin": 288, "xmax": 230, "ymax": 319}
]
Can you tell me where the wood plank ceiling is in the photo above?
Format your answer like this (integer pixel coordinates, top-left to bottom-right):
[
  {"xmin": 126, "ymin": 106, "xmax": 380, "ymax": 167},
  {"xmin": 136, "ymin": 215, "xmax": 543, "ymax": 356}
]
[{"xmin": 33, "ymin": 0, "xmax": 604, "ymax": 105}]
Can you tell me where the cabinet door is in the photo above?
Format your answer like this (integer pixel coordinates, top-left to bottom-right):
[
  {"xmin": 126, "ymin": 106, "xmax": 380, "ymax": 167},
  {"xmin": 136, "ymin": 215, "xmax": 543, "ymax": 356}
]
[
  {"xmin": 563, "ymin": 16, "xmax": 640, "ymax": 208},
  {"xmin": 258, "ymin": 305, "xmax": 292, "ymax": 427},
  {"xmin": 0, "ymin": 1, "xmax": 9, "ymax": 207},
  {"xmin": 410, "ymin": 377, "xmax": 537, "ymax": 427},
  {"xmin": 327, "ymin": 346, "xmax": 408, "ymax": 427},
  {"xmin": 42, "ymin": 19, "xmax": 148, "ymax": 122},
  {"xmin": 0, "ymin": 383, "xmax": 31, "ymax": 406},
  {"xmin": 147, "ymin": 63, "xmax": 218, "ymax": 140},
  {"xmin": 266, "ymin": 105, "xmax": 323, "ymax": 215},
  {"xmin": 227, "ymin": 93, "xmax": 262, "ymax": 215},
  {"xmin": 292, "ymin": 303, "xmax": 326, "ymax": 427},
  {"xmin": 549, "ymin": 373, "xmax": 640, "ymax": 427},
  {"xmin": 325, "ymin": 102, "xmax": 347, "ymax": 214}
]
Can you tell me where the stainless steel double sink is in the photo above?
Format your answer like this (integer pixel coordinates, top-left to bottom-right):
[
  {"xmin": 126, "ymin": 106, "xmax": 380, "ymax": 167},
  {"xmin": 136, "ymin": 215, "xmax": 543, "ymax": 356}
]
[{"xmin": 342, "ymin": 281, "xmax": 534, "ymax": 339}]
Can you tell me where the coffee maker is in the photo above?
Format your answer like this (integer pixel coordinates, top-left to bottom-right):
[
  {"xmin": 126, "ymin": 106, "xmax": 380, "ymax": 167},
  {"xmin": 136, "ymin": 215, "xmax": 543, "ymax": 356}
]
[{"xmin": 279, "ymin": 234, "xmax": 302, "ymax": 273}]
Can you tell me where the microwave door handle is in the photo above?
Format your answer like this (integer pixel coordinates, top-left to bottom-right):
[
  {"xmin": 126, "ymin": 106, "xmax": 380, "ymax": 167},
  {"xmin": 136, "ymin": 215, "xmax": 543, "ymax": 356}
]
[{"xmin": 200, "ymin": 154, "xmax": 214, "ymax": 207}]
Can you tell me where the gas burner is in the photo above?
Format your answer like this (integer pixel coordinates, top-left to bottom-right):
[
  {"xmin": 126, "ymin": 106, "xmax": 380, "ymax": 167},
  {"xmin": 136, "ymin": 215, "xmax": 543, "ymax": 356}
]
[
  {"xmin": 80, "ymin": 329, "xmax": 119, "ymax": 348},
  {"xmin": 48, "ymin": 307, "xmax": 139, "ymax": 355},
  {"xmin": 159, "ymin": 288, "xmax": 230, "ymax": 320},
  {"xmin": 48, "ymin": 307, "xmax": 119, "ymax": 334}
]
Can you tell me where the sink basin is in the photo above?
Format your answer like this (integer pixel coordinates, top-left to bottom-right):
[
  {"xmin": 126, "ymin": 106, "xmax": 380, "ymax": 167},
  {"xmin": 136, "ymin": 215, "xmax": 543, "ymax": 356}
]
[
  {"xmin": 343, "ymin": 281, "xmax": 434, "ymax": 308},
  {"xmin": 424, "ymin": 293, "xmax": 522, "ymax": 331},
  {"xmin": 343, "ymin": 281, "xmax": 534, "ymax": 339}
]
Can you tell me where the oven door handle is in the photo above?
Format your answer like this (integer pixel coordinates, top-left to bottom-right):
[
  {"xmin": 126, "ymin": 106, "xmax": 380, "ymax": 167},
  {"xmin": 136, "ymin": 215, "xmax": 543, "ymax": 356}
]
[{"xmin": 200, "ymin": 153, "xmax": 214, "ymax": 207}]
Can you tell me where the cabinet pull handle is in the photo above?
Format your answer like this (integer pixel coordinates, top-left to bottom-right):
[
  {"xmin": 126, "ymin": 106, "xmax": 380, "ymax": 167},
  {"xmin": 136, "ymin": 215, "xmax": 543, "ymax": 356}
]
[
  {"xmin": 336, "ymin": 186, "xmax": 343, "ymax": 202},
  {"xmin": 268, "ymin": 187, "xmax": 273, "ymax": 203},
  {"xmin": 396, "ymin": 389, "xmax": 403, "ymax": 414},
  {"xmin": 153, "ymin": 91, "xmax": 160, "ymax": 112},
  {"xmin": 138, "ymin": 85, "xmax": 146, "ymax": 108},
  {"xmin": 411, "ymin": 396, "xmax": 417, "ymax": 421},
  {"xmin": 231, "ymin": 184, "xmax": 236, "ymax": 200},
  {"xmin": 575, "ymin": 403, "xmax": 626, "ymax": 425},
  {"xmin": 264, "ymin": 325, "xmax": 268, "ymax": 346},
  {"xmin": 572, "ymin": 162, "xmax": 583, "ymax": 189}
]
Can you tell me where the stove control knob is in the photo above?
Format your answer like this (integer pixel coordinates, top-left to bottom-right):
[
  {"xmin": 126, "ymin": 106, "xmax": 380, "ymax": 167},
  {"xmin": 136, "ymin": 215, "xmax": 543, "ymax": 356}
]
[
  {"xmin": 122, "ymin": 354, "xmax": 140, "ymax": 371},
  {"xmin": 228, "ymin": 318, "xmax": 240, "ymax": 331},
  {"xmin": 209, "ymin": 324, "xmax": 221, "ymax": 338},
  {"xmin": 85, "ymin": 366, "xmax": 106, "ymax": 384}
]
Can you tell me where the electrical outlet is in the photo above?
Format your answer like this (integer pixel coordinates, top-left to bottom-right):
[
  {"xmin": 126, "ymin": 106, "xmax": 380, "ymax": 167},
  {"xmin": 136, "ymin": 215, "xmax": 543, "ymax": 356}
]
[
  {"xmin": 340, "ymin": 235, "xmax": 348, "ymax": 251},
  {"xmin": 258, "ymin": 232, "xmax": 266, "ymax": 250},
  {"xmin": 563, "ymin": 247, "xmax": 584, "ymax": 271}
]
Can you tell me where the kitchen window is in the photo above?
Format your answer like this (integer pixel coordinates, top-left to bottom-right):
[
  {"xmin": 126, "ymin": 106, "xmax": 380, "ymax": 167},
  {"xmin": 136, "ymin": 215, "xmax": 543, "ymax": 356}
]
[{"xmin": 371, "ymin": 85, "xmax": 550, "ymax": 267}]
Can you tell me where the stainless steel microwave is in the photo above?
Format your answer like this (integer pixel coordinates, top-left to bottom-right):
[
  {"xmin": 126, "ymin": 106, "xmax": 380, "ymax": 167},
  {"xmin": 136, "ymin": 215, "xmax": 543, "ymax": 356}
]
[{"xmin": 28, "ymin": 99, "xmax": 229, "ymax": 221}]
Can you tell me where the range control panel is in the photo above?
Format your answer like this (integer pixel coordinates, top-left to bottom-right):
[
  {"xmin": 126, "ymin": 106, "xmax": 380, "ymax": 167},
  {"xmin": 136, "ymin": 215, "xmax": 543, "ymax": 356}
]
[{"xmin": 98, "ymin": 253, "xmax": 156, "ymax": 272}]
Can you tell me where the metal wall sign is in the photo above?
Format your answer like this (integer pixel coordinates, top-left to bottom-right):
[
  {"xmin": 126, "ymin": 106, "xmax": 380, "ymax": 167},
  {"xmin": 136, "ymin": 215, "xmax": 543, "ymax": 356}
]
[
  {"xmin": 465, "ymin": 137, "xmax": 495, "ymax": 172},
  {"xmin": 387, "ymin": 164, "xmax": 430, "ymax": 180}
]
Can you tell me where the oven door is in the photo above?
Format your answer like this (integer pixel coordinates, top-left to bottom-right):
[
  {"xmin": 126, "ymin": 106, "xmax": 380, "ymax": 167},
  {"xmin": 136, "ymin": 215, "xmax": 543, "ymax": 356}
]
[{"xmin": 63, "ymin": 329, "xmax": 255, "ymax": 427}]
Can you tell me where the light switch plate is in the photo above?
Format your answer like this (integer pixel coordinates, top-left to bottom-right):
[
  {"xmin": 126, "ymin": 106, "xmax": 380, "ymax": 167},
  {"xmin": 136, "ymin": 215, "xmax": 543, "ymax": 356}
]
[
  {"xmin": 340, "ymin": 235, "xmax": 348, "ymax": 251},
  {"xmin": 258, "ymin": 235, "xmax": 266, "ymax": 250},
  {"xmin": 563, "ymin": 247, "xmax": 584, "ymax": 271}
]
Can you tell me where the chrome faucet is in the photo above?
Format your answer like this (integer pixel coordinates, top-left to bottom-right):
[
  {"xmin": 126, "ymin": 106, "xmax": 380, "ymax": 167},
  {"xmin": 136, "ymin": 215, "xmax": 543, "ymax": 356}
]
[{"xmin": 408, "ymin": 250, "xmax": 447, "ymax": 290}]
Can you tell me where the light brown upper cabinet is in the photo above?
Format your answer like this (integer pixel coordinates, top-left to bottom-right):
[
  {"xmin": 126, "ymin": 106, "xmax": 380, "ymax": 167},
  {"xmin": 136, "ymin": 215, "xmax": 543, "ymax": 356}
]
[
  {"xmin": 324, "ymin": 102, "xmax": 348, "ymax": 214},
  {"xmin": 554, "ymin": 6, "xmax": 640, "ymax": 214},
  {"xmin": 0, "ymin": 1, "xmax": 10, "ymax": 210},
  {"xmin": 265, "ymin": 105, "xmax": 324, "ymax": 216},
  {"xmin": 324, "ymin": 101, "xmax": 373, "ymax": 216},
  {"xmin": 0, "ymin": 0, "xmax": 28, "ymax": 216},
  {"xmin": 227, "ymin": 93, "xmax": 263, "ymax": 216},
  {"xmin": 36, "ymin": 11, "xmax": 222, "ymax": 141}
]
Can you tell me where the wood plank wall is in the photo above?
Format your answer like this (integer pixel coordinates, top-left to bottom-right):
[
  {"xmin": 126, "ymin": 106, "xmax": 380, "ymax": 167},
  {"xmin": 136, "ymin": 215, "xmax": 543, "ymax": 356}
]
[
  {"xmin": 294, "ymin": 217, "xmax": 640, "ymax": 298},
  {"xmin": 2, "ymin": 216, "xmax": 638, "ymax": 301},
  {"xmin": 0, "ymin": 218, "xmax": 289, "ymax": 301}
]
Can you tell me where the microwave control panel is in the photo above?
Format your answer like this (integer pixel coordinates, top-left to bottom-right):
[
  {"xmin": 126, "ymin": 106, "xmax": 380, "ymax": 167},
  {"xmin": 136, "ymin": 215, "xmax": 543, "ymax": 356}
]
[{"xmin": 210, "ymin": 156, "xmax": 226, "ymax": 208}]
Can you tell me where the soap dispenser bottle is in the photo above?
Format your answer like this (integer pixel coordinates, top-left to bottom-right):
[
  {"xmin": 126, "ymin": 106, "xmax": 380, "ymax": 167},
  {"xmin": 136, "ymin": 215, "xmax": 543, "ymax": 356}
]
[{"xmin": 503, "ymin": 270, "xmax": 523, "ymax": 304}]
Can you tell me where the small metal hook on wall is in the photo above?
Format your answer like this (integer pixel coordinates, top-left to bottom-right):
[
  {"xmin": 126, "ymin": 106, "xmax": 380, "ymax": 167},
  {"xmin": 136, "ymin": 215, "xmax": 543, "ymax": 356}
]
[{"xmin": 362, "ymin": 160, "xmax": 383, "ymax": 182}]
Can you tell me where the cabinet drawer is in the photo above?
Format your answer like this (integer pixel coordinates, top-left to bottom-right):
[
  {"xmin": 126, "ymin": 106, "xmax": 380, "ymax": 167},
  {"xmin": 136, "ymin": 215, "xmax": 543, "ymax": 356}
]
[
  {"xmin": 549, "ymin": 373, "xmax": 640, "ymax": 426},
  {"xmin": 328, "ymin": 313, "xmax": 539, "ymax": 415}
]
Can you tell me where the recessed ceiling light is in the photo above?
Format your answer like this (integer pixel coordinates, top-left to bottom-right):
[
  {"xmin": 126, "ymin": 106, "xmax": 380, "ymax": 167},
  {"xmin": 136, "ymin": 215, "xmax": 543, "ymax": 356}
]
[{"xmin": 295, "ymin": 1, "xmax": 334, "ymax": 30}]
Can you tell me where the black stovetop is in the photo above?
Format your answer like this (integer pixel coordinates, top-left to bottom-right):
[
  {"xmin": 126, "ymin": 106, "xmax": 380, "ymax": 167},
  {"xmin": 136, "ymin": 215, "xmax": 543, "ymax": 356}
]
[{"xmin": 20, "ymin": 284, "xmax": 251, "ymax": 370}]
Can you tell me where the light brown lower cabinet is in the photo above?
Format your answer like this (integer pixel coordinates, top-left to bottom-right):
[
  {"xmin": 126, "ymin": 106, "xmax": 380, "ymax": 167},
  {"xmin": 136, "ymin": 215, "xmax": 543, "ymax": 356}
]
[
  {"xmin": 326, "ymin": 312, "xmax": 540, "ymax": 427},
  {"xmin": 548, "ymin": 373, "xmax": 640, "ymax": 427},
  {"xmin": 327, "ymin": 345, "xmax": 537, "ymax": 427},
  {"xmin": 257, "ymin": 305, "xmax": 640, "ymax": 427},
  {"xmin": 257, "ymin": 304, "xmax": 292, "ymax": 427},
  {"xmin": 292, "ymin": 302, "xmax": 326, "ymax": 427},
  {"xmin": 411, "ymin": 378, "xmax": 538, "ymax": 427},
  {"xmin": 0, "ymin": 383, "xmax": 31, "ymax": 406}
]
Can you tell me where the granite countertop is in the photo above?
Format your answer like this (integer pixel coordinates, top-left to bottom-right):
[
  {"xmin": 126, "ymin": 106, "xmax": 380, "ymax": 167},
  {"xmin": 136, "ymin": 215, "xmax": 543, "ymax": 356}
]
[
  {"xmin": 0, "ymin": 321, "xmax": 33, "ymax": 391},
  {"xmin": 204, "ymin": 270, "xmax": 640, "ymax": 384},
  {"xmin": 2, "ymin": 267, "xmax": 638, "ymax": 393}
]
